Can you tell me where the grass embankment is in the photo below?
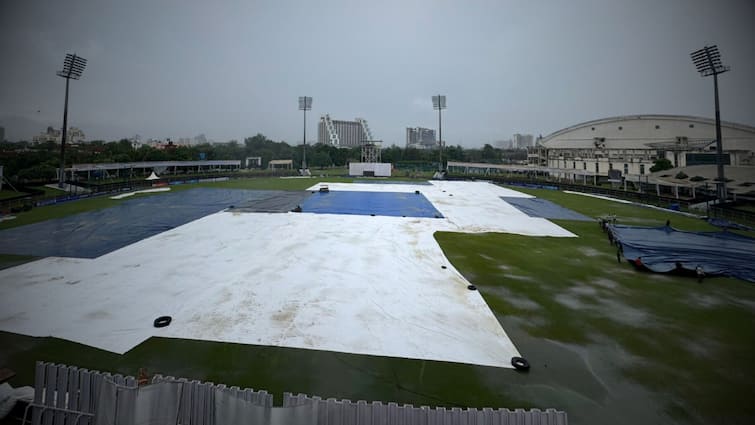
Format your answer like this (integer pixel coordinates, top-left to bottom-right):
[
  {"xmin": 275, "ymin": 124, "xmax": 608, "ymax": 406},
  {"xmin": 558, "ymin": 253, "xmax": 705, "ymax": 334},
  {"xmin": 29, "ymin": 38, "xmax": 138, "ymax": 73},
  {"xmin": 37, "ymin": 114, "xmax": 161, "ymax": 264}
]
[
  {"xmin": 30, "ymin": 186, "xmax": 67, "ymax": 197},
  {"xmin": 0, "ymin": 254, "xmax": 38, "ymax": 270},
  {"xmin": 733, "ymin": 204, "xmax": 755, "ymax": 213},
  {"xmin": 1, "ymin": 182, "xmax": 754, "ymax": 425},
  {"xmin": 0, "ymin": 190, "xmax": 28, "ymax": 200}
]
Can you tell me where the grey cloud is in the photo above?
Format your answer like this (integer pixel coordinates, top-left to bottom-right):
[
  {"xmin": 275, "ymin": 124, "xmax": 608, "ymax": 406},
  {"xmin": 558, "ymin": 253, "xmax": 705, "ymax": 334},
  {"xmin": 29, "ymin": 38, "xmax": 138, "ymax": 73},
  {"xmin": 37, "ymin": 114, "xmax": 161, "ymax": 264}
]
[{"xmin": 1, "ymin": 0, "xmax": 753, "ymax": 145}]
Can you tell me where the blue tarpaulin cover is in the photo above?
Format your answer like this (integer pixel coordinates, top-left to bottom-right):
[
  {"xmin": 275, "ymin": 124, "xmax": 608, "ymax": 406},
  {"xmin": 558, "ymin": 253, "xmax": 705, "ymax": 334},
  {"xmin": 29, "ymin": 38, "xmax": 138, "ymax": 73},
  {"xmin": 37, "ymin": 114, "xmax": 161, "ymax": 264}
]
[
  {"xmin": 706, "ymin": 217, "xmax": 753, "ymax": 231},
  {"xmin": 501, "ymin": 197, "xmax": 592, "ymax": 221},
  {"xmin": 301, "ymin": 191, "xmax": 443, "ymax": 218},
  {"xmin": 609, "ymin": 224, "xmax": 755, "ymax": 282},
  {"xmin": 0, "ymin": 188, "xmax": 307, "ymax": 259}
]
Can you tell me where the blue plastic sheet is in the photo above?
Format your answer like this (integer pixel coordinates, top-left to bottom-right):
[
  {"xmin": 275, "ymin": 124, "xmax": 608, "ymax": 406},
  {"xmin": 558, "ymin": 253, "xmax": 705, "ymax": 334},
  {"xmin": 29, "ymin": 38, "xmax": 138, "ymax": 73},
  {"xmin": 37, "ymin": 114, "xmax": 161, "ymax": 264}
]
[
  {"xmin": 707, "ymin": 217, "xmax": 753, "ymax": 231},
  {"xmin": 301, "ymin": 191, "xmax": 443, "ymax": 218},
  {"xmin": 505, "ymin": 182, "xmax": 559, "ymax": 191},
  {"xmin": 0, "ymin": 188, "xmax": 306, "ymax": 259},
  {"xmin": 501, "ymin": 197, "xmax": 592, "ymax": 221},
  {"xmin": 609, "ymin": 224, "xmax": 755, "ymax": 282}
]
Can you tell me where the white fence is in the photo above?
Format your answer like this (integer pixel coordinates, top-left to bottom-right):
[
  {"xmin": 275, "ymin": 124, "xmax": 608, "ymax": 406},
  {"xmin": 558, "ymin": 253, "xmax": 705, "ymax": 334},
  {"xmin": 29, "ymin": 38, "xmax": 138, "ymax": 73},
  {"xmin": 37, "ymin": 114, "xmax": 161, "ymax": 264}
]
[{"xmin": 22, "ymin": 362, "xmax": 567, "ymax": 425}]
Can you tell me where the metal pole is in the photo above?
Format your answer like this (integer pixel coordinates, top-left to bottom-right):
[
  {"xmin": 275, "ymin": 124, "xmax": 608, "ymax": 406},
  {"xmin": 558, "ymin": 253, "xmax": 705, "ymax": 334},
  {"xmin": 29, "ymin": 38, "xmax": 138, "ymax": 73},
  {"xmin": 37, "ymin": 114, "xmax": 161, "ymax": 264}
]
[
  {"xmin": 59, "ymin": 77, "xmax": 70, "ymax": 188},
  {"xmin": 438, "ymin": 96, "xmax": 442, "ymax": 172},
  {"xmin": 713, "ymin": 73, "xmax": 726, "ymax": 202},
  {"xmin": 303, "ymin": 107, "xmax": 307, "ymax": 170}
]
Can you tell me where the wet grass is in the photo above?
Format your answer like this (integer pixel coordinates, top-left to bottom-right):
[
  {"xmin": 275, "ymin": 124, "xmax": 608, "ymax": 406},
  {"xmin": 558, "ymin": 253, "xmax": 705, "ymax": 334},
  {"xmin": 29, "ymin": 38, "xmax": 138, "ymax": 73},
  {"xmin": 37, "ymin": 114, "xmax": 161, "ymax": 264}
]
[
  {"xmin": 0, "ymin": 254, "xmax": 37, "ymax": 270},
  {"xmin": 29, "ymin": 186, "xmax": 67, "ymax": 197},
  {"xmin": 0, "ymin": 333, "xmax": 531, "ymax": 410},
  {"xmin": 435, "ymin": 189, "xmax": 755, "ymax": 424},
  {"xmin": 0, "ymin": 195, "xmax": 120, "ymax": 231},
  {"xmin": 2, "ymin": 184, "xmax": 754, "ymax": 424},
  {"xmin": 0, "ymin": 190, "xmax": 28, "ymax": 200}
]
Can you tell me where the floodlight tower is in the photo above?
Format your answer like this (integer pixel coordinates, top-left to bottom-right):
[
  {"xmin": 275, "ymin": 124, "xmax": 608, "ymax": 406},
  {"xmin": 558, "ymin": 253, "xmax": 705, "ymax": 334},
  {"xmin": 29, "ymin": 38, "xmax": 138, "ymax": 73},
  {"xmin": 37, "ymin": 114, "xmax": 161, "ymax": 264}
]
[
  {"xmin": 690, "ymin": 45, "xmax": 729, "ymax": 202},
  {"xmin": 56, "ymin": 53, "xmax": 87, "ymax": 188},
  {"xmin": 432, "ymin": 95, "xmax": 446, "ymax": 172},
  {"xmin": 298, "ymin": 96, "xmax": 313, "ymax": 170}
]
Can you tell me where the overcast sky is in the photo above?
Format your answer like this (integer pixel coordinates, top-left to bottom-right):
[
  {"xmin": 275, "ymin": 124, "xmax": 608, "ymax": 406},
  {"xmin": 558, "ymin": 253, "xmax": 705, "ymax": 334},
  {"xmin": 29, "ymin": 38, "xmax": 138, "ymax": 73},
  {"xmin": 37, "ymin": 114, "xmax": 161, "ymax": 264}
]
[{"xmin": 1, "ymin": 0, "xmax": 753, "ymax": 146}]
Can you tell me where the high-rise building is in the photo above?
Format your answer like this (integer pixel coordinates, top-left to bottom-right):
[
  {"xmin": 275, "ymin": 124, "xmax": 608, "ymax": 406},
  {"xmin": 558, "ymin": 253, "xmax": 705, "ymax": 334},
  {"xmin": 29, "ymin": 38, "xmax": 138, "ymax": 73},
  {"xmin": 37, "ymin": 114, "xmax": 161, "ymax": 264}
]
[
  {"xmin": 0, "ymin": 126, "xmax": 5, "ymax": 143},
  {"xmin": 406, "ymin": 127, "xmax": 436, "ymax": 149},
  {"xmin": 512, "ymin": 133, "xmax": 534, "ymax": 149},
  {"xmin": 318, "ymin": 115, "xmax": 374, "ymax": 147},
  {"xmin": 32, "ymin": 126, "xmax": 86, "ymax": 144},
  {"xmin": 193, "ymin": 134, "xmax": 208, "ymax": 145}
]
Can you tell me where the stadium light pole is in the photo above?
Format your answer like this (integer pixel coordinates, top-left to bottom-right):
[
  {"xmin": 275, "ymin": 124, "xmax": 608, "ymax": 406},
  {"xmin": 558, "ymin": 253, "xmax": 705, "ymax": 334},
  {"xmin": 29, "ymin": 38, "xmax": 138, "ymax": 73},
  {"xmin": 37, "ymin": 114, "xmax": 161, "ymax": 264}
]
[
  {"xmin": 56, "ymin": 53, "xmax": 87, "ymax": 188},
  {"xmin": 432, "ymin": 95, "xmax": 446, "ymax": 172},
  {"xmin": 690, "ymin": 45, "xmax": 729, "ymax": 202},
  {"xmin": 298, "ymin": 96, "xmax": 312, "ymax": 170}
]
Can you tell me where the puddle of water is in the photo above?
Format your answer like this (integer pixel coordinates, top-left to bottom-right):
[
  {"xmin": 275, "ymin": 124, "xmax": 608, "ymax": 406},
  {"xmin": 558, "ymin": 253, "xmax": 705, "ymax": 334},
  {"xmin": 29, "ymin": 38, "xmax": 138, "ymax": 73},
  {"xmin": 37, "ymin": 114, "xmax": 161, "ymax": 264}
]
[
  {"xmin": 489, "ymin": 317, "xmax": 676, "ymax": 425},
  {"xmin": 647, "ymin": 273, "xmax": 673, "ymax": 281},
  {"xmin": 485, "ymin": 286, "xmax": 542, "ymax": 311},
  {"xmin": 579, "ymin": 246, "xmax": 609, "ymax": 257},
  {"xmin": 685, "ymin": 292, "xmax": 723, "ymax": 309},
  {"xmin": 570, "ymin": 284, "xmax": 599, "ymax": 297},
  {"xmin": 596, "ymin": 298, "xmax": 651, "ymax": 327},
  {"xmin": 683, "ymin": 336, "xmax": 719, "ymax": 359},
  {"xmin": 554, "ymin": 293, "xmax": 589, "ymax": 310},
  {"xmin": 592, "ymin": 278, "xmax": 619, "ymax": 289},
  {"xmin": 506, "ymin": 274, "xmax": 535, "ymax": 282}
]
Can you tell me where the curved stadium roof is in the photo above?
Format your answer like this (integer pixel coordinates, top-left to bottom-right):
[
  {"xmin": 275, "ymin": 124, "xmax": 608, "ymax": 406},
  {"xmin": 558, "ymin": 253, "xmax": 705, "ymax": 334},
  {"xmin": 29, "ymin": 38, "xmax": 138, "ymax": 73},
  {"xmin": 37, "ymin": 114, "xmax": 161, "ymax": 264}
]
[{"xmin": 540, "ymin": 114, "xmax": 755, "ymax": 150}]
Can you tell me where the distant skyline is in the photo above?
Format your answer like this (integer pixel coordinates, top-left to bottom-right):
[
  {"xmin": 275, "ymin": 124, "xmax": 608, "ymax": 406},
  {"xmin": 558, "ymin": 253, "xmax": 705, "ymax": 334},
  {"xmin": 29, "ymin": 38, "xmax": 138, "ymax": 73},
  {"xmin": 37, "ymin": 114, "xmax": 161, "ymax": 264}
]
[{"xmin": 1, "ymin": 0, "xmax": 754, "ymax": 146}]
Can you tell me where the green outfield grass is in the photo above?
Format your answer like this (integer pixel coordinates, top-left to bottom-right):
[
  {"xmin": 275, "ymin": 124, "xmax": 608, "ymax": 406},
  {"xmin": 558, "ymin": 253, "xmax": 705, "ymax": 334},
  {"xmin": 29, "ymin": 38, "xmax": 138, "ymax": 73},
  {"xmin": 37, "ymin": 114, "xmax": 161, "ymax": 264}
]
[
  {"xmin": 0, "ymin": 189, "xmax": 28, "ymax": 200},
  {"xmin": 0, "ymin": 254, "xmax": 38, "ymax": 270},
  {"xmin": 733, "ymin": 204, "xmax": 755, "ymax": 213},
  {"xmin": 1, "ymin": 182, "xmax": 754, "ymax": 424},
  {"xmin": 30, "ymin": 186, "xmax": 68, "ymax": 197}
]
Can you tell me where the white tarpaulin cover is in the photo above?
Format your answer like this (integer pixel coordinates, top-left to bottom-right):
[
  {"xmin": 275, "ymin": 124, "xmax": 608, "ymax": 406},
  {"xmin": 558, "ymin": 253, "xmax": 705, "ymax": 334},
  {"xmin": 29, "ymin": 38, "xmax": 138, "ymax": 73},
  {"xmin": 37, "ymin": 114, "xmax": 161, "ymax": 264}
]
[{"xmin": 0, "ymin": 181, "xmax": 575, "ymax": 368}]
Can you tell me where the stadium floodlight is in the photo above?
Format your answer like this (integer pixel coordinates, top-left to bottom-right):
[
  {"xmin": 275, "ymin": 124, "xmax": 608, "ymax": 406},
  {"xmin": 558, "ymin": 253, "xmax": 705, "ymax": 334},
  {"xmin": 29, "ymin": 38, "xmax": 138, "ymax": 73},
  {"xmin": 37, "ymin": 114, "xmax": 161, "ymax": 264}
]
[
  {"xmin": 56, "ymin": 53, "xmax": 87, "ymax": 188},
  {"xmin": 432, "ymin": 95, "xmax": 447, "ymax": 172},
  {"xmin": 298, "ymin": 96, "xmax": 313, "ymax": 170},
  {"xmin": 690, "ymin": 45, "xmax": 729, "ymax": 202}
]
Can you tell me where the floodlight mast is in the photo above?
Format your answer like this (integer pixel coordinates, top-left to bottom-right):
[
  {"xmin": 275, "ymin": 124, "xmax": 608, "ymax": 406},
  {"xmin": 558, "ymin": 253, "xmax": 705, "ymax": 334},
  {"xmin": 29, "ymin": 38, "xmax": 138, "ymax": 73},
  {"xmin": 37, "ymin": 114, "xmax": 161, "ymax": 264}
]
[
  {"xmin": 56, "ymin": 53, "xmax": 87, "ymax": 188},
  {"xmin": 298, "ymin": 96, "xmax": 312, "ymax": 170},
  {"xmin": 432, "ymin": 95, "xmax": 447, "ymax": 172},
  {"xmin": 690, "ymin": 45, "xmax": 729, "ymax": 202}
]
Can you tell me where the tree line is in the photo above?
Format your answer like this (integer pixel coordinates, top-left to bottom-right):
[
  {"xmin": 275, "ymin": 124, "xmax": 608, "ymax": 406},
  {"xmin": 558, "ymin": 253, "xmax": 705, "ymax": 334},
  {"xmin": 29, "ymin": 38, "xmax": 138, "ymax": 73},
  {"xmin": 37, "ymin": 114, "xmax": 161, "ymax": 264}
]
[{"xmin": 0, "ymin": 134, "xmax": 527, "ymax": 182}]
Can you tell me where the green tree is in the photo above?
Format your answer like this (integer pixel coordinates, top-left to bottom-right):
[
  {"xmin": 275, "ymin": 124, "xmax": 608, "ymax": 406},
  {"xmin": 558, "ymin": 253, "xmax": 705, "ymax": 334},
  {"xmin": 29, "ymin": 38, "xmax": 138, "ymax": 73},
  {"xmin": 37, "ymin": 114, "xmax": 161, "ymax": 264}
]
[
  {"xmin": 650, "ymin": 158, "xmax": 673, "ymax": 173},
  {"xmin": 309, "ymin": 150, "xmax": 332, "ymax": 168},
  {"xmin": 481, "ymin": 144, "xmax": 498, "ymax": 162},
  {"xmin": 445, "ymin": 145, "xmax": 465, "ymax": 161},
  {"xmin": 17, "ymin": 164, "xmax": 57, "ymax": 181}
]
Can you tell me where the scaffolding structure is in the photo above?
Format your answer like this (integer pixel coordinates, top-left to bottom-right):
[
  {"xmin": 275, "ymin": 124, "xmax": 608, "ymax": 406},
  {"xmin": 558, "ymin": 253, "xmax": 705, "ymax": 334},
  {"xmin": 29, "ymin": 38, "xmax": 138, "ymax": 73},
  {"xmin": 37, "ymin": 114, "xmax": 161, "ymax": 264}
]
[{"xmin": 361, "ymin": 143, "xmax": 381, "ymax": 163}]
